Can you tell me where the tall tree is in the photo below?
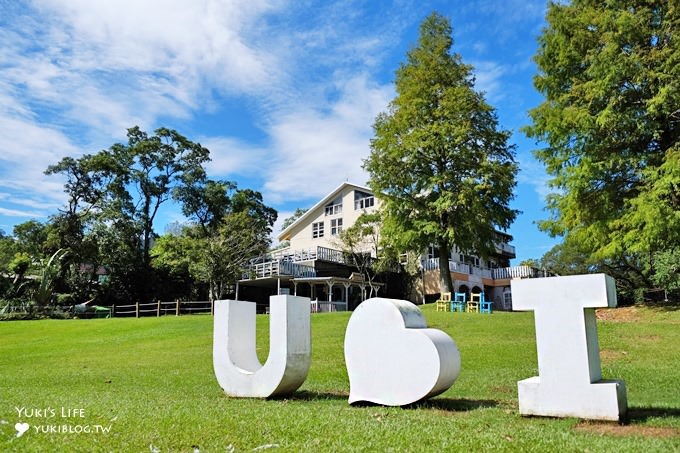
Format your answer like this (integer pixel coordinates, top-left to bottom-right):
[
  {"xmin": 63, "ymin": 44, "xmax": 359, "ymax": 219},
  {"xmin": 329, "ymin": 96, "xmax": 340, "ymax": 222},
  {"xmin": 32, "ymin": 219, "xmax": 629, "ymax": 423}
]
[
  {"xmin": 107, "ymin": 126, "xmax": 211, "ymax": 267},
  {"xmin": 47, "ymin": 127, "xmax": 212, "ymax": 302},
  {"xmin": 364, "ymin": 12, "xmax": 518, "ymax": 293},
  {"xmin": 152, "ymin": 187, "xmax": 275, "ymax": 302},
  {"xmin": 525, "ymin": 1, "xmax": 679, "ymax": 289},
  {"xmin": 174, "ymin": 179, "xmax": 236, "ymax": 234},
  {"xmin": 12, "ymin": 220, "xmax": 48, "ymax": 259}
]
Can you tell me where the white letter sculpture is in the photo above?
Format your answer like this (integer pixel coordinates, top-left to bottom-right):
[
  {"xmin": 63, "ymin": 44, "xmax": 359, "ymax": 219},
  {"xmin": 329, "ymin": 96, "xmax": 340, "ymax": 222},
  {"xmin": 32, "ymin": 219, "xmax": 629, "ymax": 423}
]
[
  {"xmin": 344, "ymin": 297, "xmax": 460, "ymax": 406},
  {"xmin": 213, "ymin": 295, "xmax": 311, "ymax": 398},
  {"xmin": 512, "ymin": 274, "xmax": 627, "ymax": 421}
]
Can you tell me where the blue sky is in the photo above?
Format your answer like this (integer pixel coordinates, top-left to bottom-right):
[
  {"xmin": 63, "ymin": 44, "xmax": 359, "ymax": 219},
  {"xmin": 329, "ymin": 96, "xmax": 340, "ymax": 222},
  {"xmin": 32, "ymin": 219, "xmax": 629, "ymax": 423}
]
[{"xmin": 0, "ymin": 0, "xmax": 558, "ymax": 263}]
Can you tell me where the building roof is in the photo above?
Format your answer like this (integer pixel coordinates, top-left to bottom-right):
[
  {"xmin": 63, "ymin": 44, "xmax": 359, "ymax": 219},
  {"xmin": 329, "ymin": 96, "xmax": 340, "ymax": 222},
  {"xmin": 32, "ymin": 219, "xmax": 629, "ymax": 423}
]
[{"xmin": 277, "ymin": 182, "xmax": 373, "ymax": 242}]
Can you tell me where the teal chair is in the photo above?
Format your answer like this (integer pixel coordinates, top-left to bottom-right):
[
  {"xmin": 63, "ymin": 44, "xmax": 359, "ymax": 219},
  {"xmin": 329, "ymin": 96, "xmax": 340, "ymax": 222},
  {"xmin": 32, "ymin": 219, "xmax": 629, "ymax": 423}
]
[
  {"xmin": 480, "ymin": 292, "xmax": 493, "ymax": 314},
  {"xmin": 451, "ymin": 292, "xmax": 466, "ymax": 312}
]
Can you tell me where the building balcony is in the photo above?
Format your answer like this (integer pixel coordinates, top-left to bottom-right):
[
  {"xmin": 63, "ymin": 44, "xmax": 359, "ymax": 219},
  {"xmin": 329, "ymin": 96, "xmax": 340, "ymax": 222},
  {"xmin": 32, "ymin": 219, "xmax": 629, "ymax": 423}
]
[
  {"xmin": 243, "ymin": 260, "xmax": 316, "ymax": 280},
  {"xmin": 494, "ymin": 242, "xmax": 516, "ymax": 259},
  {"xmin": 421, "ymin": 258, "xmax": 550, "ymax": 281},
  {"xmin": 243, "ymin": 246, "xmax": 356, "ymax": 280}
]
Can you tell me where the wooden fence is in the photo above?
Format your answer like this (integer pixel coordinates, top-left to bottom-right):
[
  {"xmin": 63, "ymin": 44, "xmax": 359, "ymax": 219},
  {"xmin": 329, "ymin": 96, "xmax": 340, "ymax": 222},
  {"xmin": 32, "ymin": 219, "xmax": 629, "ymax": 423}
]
[{"xmin": 111, "ymin": 300, "xmax": 214, "ymax": 318}]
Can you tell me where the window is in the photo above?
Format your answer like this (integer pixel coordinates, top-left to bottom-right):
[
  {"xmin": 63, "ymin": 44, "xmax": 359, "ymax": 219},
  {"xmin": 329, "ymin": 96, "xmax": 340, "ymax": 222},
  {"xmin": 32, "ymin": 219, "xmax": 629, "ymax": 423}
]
[
  {"xmin": 325, "ymin": 204, "xmax": 343, "ymax": 216},
  {"xmin": 503, "ymin": 291, "xmax": 512, "ymax": 310},
  {"xmin": 354, "ymin": 190, "xmax": 375, "ymax": 210},
  {"xmin": 331, "ymin": 218, "xmax": 343, "ymax": 236},
  {"xmin": 312, "ymin": 221, "xmax": 324, "ymax": 238},
  {"xmin": 399, "ymin": 253, "xmax": 409, "ymax": 265},
  {"xmin": 461, "ymin": 254, "xmax": 480, "ymax": 267},
  {"xmin": 354, "ymin": 196, "xmax": 374, "ymax": 210}
]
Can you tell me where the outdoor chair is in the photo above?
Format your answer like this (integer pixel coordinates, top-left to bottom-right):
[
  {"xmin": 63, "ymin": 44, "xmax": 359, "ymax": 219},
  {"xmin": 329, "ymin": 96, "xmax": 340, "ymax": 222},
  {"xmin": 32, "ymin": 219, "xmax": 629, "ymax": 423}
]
[
  {"xmin": 436, "ymin": 292, "xmax": 451, "ymax": 312},
  {"xmin": 480, "ymin": 293, "xmax": 493, "ymax": 314},
  {"xmin": 451, "ymin": 292, "xmax": 466, "ymax": 312},
  {"xmin": 467, "ymin": 293, "xmax": 481, "ymax": 313}
]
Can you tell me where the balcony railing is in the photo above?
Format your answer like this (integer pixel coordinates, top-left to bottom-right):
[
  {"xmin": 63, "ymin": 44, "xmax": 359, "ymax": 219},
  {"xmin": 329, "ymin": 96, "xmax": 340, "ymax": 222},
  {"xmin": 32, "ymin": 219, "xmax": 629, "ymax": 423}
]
[
  {"xmin": 421, "ymin": 259, "xmax": 550, "ymax": 281},
  {"xmin": 244, "ymin": 260, "xmax": 316, "ymax": 279},
  {"xmin": 494, "ymin": 242, "xmax": 516, "ymax": 257},
  {"xmin": 267, "ymin": 246, "xmax": 350, "ymax": 265}
]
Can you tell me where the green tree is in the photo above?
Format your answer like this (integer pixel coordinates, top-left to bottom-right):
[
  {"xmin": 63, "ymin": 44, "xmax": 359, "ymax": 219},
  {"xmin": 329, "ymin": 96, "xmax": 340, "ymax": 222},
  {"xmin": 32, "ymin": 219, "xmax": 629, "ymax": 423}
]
[
  {"xmin": 13, "ymin": 220, "xmax": 48, "ymax": 259},
  {"xmin": 152, "ymin": 184, "xmax": 275, "ymax": 301},
  {"xmin": 175, "ymin": 179, "xmax": 236, "ymax": 234},
  {"xmin": 652, "ymin": 247, "xmax": 680, "ymax": 292},
  {"xmin": 107, "ymin": 126, "xmax": 211, "ymax": 268},
  {"xmin": 47, "ymin": 126, "xmax": 212, "ymax": 302},
  {"xmin": 0, "ymin": 232, "xmax": 18, "ymax": 275},
  {"xmin": 364, "ymin": 12, "xmax": 518, "ymax": 293},
  {"xmin": 281, "ymin": 208, "xmax": 308, "ymax": 232},
  {"xmin": 8, "ymin": 252, "xmax": 31, "ymax": 286},
  {"xmin": 333, "ymin": 212, "xmax": 382, "ymax": 296},
  {"xmin": 524, "ymin": 1, "xmax": 679, "ymax": 288}
]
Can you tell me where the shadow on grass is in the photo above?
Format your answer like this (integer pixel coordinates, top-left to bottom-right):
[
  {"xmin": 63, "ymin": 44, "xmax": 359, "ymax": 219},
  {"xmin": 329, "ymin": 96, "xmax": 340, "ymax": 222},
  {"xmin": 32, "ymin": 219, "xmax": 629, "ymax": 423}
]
[
  {"xmin": 349, "ymin": 397, "xmax": 499, "ymax": 412},
  {"xmin": 625, "ymin": 406, "xmax": 680, "ymax": 423},
  {"xmin": 279, "ymin": 392, "xmax": 500, "ymax": 413},
  {"xmin": 270, "ymin": 390, "xmax": 349, "ymax": 402},
  {"xmin": 408, "ymin": 397, "xmax": 499, "ymax": 412}
]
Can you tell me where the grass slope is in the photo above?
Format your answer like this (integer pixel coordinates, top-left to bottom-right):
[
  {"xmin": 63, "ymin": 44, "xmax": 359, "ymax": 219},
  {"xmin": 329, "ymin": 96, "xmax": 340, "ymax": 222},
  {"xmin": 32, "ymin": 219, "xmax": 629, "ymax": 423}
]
[{"xmin": 1, "ymin": 305, "xmax": 678, "ymax": 452}]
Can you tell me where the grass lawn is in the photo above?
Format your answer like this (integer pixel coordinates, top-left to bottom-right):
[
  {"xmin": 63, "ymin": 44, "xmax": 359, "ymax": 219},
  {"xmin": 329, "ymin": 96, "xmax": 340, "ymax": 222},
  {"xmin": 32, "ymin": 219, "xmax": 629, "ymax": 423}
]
[{"xmin": 1, "ymin": 303, "xmax": 679, "ymax": 452}]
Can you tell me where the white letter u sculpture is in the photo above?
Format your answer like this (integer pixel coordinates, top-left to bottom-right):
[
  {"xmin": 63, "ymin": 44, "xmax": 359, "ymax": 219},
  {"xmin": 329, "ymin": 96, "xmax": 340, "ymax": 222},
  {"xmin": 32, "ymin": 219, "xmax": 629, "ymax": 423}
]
[{"xmin": 213, "ymin": 295, "xmax": 311, "ymax": 397}]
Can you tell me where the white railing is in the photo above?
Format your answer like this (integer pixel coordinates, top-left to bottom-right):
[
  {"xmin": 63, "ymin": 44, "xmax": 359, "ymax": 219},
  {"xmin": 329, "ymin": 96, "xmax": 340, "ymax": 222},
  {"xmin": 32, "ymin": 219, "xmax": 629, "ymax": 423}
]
[
  {"xmin": 491, "ymin": 266, "xmax": 548, "ymax": 280},
  {"xmin": 246, "ymin": 259, "xmax": 316, "ymax": 279},
  {"xmin": 421, "ymin": 259, "xmax": 548, "ymax": 281},
  {"xmin": 266, "ymin": 246, "xmax": 349, "ymax": 265},
  {"xmin": 495, "ymin": 242, "xmax": 516, "ymax": 256}
]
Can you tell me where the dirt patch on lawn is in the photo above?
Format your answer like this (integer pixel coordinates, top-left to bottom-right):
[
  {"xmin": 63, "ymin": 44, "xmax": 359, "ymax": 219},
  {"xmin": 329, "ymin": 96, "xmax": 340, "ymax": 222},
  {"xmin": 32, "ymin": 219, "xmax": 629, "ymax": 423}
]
[
  {"xmin": 595, "ymin": 306, "xmax": 643, "ymax": 322},
  {"xmin": 599, "ymin": 349, "xmax": 628, "ymax": 362},
  {"xmin": 575, "ymin": 421, "xmax": 679, "ymax": 438}
]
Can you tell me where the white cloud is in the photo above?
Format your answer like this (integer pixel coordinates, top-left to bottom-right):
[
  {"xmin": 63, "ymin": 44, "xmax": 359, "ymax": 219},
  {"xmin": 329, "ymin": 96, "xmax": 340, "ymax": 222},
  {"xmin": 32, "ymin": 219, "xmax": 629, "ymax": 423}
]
[
  {"xmin": 516, "ymin": 151, "xmax": 554, "ymax": 201},
  {"xmin": 470, "ymin": 61, "xmax": 508, "ymax": 103},
  {"xmin": 261, "ymin": 75, "xmax": 392, "ymax": 203},
  {"xmin": 202, "ymin": 137, "xmax": 270, "ymax": 177}
]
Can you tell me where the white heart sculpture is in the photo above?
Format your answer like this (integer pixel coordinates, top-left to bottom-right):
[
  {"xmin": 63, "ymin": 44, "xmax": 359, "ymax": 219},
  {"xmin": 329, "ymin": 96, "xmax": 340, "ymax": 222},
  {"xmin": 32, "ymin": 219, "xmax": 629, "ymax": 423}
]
[
  {"xmin": 344, "ymin": 297, "xmax": 461, "ymax": 406},
  {"xmin": 15, "ymin": 422, "xmax": 29, "ymax": 437}
]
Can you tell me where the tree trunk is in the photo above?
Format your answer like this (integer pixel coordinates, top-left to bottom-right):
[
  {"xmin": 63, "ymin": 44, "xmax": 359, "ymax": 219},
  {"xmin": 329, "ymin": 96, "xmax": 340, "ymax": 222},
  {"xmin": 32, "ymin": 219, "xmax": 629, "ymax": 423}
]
[{"xmin": 438, "ymin": 240, "xmax": 454, "ymax": 294}]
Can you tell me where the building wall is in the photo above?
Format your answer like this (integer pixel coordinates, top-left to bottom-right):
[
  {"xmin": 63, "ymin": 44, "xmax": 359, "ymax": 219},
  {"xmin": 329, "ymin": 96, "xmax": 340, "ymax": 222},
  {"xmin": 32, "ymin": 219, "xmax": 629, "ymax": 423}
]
[
  {"xmin": 422, "ymin": 270, "xmax": 514, "ymax": 311},
  {"xmin": 287, "ymin": 186, "xmax": 379, "ymax": 253}
]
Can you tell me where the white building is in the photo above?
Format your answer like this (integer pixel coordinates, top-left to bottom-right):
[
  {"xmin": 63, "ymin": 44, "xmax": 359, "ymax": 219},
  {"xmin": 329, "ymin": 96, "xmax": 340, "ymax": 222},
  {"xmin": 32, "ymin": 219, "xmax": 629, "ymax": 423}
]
[{"xmin": 238, "ymin": 182, "xmax": 547, "ymax": 311}]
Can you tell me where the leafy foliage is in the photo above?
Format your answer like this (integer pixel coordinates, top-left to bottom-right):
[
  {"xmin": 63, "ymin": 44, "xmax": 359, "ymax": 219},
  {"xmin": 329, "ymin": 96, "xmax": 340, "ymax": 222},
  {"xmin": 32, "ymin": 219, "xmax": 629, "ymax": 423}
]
[
  {"xmin": 364, "ymin": 13, "xmax": 518, "ymax": 292},
  {"xmin": 525, "ymin": 1, "xmax": 679, "ymax": 288},
  {"xmin": 152, "ymin": 185, "xmax": 275, "ymax": 301},
  {"xmin": 33, "ymin": 248, "xmax": 68, "ymax": 306},
  {"xmin": 43, "ymin": 126, "xmax": 214, "ymax": 303}
]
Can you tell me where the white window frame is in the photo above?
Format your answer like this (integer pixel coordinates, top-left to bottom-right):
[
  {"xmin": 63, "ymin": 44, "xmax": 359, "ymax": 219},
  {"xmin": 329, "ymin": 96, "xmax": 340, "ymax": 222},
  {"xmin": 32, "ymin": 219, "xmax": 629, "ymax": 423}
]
[
  {"xmin": 354, "ymin": 196, "xmax": 374, "ymax": 210},
  {"xmin": 331, "ymin": 218, "xmax": 343, "ymax": 236},
  {"xmin": 325, "ymin": 204, "xmax": 343, "ymax": 216},
  {"xmin": 312, "ymin": 221, "xmax": 324, "ymax": 238}
]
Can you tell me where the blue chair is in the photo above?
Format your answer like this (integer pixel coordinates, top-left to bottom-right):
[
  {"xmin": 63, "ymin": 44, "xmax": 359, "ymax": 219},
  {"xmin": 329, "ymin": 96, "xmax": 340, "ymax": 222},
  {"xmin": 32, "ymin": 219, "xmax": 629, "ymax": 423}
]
[
  {"xmin": 451, "ymin": 292, "xmax": 466, "ymax": 312},
  {"xmin": 480, "ymin": 292, "xmax": 493, "ymax": 314}
]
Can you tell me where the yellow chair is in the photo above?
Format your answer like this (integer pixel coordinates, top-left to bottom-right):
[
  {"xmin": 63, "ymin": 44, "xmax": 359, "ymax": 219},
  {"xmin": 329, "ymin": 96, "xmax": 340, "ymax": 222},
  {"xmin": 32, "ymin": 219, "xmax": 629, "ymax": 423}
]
[
  {"xmin": 436, "ymin": 292, "xmax": 451, "ymax": 312},
  {"xmin": 467, "ymin": 293, "xmax": 481, "ymax": 313}
]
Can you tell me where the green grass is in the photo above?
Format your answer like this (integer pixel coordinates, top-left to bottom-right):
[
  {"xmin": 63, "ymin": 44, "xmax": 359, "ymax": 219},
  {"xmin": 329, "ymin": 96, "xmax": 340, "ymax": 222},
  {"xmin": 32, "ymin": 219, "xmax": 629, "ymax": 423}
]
[{"xmin": 1, "ymin": 305, "xmax": 679, "ymax": 452}]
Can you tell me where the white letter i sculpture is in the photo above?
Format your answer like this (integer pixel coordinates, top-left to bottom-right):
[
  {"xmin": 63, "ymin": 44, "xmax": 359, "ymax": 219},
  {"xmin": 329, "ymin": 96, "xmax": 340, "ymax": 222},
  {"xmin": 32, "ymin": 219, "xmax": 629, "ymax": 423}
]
[{"xmin": 512, "ymin": 274, "xmax": 627, "ymax": 421}]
